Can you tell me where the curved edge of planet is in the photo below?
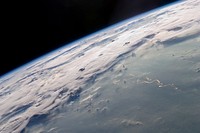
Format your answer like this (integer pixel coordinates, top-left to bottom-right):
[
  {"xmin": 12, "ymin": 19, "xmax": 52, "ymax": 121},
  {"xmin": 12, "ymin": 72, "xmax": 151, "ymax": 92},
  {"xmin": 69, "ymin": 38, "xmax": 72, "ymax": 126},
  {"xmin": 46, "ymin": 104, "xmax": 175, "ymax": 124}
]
[{"xmin": 0, "ymin": 0, "xmax": 200, "ymax": 132}]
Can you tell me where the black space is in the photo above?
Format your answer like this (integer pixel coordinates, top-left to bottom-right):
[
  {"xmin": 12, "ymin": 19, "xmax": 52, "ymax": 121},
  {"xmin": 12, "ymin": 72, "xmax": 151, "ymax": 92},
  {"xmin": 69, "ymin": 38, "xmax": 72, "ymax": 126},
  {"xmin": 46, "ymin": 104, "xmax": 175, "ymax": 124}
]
[{"xmin": 1, "ymin": 0, "xmax": 177, "ymax": 76}]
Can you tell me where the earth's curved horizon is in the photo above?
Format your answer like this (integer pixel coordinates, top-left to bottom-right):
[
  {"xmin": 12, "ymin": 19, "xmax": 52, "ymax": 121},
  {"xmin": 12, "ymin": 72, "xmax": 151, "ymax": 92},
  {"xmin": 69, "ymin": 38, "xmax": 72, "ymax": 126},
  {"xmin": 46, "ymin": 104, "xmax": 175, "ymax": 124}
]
[{"xmin": 0, "ymin": 0, "xmax": 200, "ymax": 133}]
